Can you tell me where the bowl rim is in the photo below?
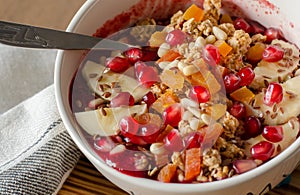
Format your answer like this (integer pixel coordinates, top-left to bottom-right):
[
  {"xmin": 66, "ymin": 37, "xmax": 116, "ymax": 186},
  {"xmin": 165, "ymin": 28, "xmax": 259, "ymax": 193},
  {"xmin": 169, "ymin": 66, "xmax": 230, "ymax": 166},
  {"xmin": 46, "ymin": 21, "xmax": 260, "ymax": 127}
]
[{"xmin": 54, "ymin": 0, "xmax": 300, "ymax": 192}]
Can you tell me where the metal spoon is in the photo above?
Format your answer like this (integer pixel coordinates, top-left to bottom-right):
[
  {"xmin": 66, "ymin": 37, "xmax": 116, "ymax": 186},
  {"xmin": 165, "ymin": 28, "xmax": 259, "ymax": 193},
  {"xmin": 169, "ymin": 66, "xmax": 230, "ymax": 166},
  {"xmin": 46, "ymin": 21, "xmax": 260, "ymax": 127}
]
[{"xmin": 0, "ymin": 20, "xmax": 133, "ymax": 50}]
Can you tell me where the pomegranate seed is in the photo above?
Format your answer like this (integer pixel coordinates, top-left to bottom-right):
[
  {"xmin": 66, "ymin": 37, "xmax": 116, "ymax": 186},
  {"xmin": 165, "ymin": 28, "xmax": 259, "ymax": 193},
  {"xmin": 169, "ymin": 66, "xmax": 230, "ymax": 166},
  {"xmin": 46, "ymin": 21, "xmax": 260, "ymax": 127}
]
[
  {"xmin": 262, "ymin": 126, "xmax": 283, "ymax": 143},
  {"xmin": 250, "ymin": 141, "xmax": 275, "ymax": 161},
  {"xmin": 264, "ymin": 27, "xmax": 284, "ymax": 43},
  {"xmin": 262, "ymin": 45, "xmax": 284, "ymax": 62},
  {"xmin": 94, "ymin": 136, "xmax": 115, "ymax": 152},
  {"xmin": 119, "ymin": 116, "xmax": 139, "ymax": 138},
  {"xmin": 229, "ymin": 101, "xmax": 246, "ymax": 119},
  {"xmin": 106, "ymin": 56, "xmax": 131, "ymax": 73},
  {"xmin": 140, "ymin": 46, "xmax": 159, "ymax": 61},
  {"xmin": 142, "ymin": 91, "xmax": 156, "ymax": 108},
  {"xmin": 243, "ymin": 116, "xmax": 262, "ymax": 139},
  {"xmin": 162, "ymin": 103, "xmax": 183, "ymax": 127},
  {"xmin": 233, "ymin": 18, "xmax": 251, "ymax": 33},
  {"xmin": 108, "ymin": 146, "xmax": 148, "ymax": 177},
  {"xmin": 123, "ymin": 47, "xmax": 143, "ymax": 63},
  {"xmin": 184, "ymin": 132, "xmax": 204, "ymax": 149},
  {"xmin": 249, "ymin": 20, "xmax": 265, "ymax": 35},
  {"xmin": 135, "ymin": 61, "xmax": 159, "ymax": 88},
  {"xmin": 263, "ymin": 82, "xmax": 283, "ymax": 106},
  {"xmin": 189, "ymin": 85, "xmax": 211, "ymax": 103},
  {"xmin": 163, "ymin": 128, "xmax": 184, "ymax": 152},
  {"xmin": 223, "ymin": 73, "xmax": 241, "ymax": 93},
  {"xmin": 202, "ymin": 44, "xmax": 221, "ymax": 66},
  {"xmin": 237, "ymin": 66, "xmax": 255, "ymax": 86},
  {"xmin": 165, "ymin": 29, "xmax": 187, "ymax": 46},
  {"xmin": 110, "ymin": 92, "xmax": 135, "ymax": 107},
  {"xmin": 138, "ymin": 123, "xmax": 161, "ymax": 144},
  {"xmin": 233, "ymin": 159, "xmax": 257, "ymax": 174}
]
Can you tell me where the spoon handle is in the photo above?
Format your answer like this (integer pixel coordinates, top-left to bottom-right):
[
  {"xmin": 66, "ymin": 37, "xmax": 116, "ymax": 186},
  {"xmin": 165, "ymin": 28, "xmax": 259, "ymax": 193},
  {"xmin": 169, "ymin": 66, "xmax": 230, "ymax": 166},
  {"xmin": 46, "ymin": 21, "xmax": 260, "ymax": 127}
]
[{"xmin": 0, "ymin": 20, "xmax": 131, "ymax": 50}]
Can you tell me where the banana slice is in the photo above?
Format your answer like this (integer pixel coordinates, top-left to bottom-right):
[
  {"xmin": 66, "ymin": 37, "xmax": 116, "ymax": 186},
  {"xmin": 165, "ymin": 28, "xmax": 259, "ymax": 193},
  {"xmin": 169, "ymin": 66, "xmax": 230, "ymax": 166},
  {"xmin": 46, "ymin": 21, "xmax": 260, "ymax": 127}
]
[
  {"xmin": 244, "ymin": 117, "xmax": 299, "ymax": 158},
  {"xmin": 248, "ymin": 75, "xmax": 300, "ymax": 125},
  {"xmin": 250, "ymin": 40, "xmax": 299, "ymax": 89},
  {"xmin": 75, "ymin": 104, "xmax": 147, "ymax": 136},
  {"xmin": 82, "ymin": 61, "xmax": 149, "ymax": 101}
]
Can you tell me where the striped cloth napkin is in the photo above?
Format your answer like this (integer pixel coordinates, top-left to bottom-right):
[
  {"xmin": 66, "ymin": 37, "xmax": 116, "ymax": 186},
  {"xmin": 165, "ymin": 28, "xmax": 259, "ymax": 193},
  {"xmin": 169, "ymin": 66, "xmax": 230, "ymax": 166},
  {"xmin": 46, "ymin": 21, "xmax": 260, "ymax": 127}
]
[{"xmin": 0, "ymin": 44, "xmax": 81, "ymax": 194}]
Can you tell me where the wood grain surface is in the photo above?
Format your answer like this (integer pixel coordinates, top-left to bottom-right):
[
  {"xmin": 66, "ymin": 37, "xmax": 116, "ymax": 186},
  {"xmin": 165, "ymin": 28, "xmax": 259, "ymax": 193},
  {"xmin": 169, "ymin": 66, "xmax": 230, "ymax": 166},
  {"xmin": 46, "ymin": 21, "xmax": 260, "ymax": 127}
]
[{"xmin": 0, "ymin": 1, "xmax": 299, "ymax": 195}]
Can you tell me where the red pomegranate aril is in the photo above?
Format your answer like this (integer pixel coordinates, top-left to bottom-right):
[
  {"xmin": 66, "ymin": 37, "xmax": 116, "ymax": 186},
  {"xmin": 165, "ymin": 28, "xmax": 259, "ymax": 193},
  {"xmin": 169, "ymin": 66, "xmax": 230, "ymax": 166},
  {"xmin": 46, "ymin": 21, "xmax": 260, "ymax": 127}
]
[
  {"xmin": 249, "ymin": 20, "xmax": 265, "ymax": 34},
  {"xmin": 94, "ymin": 136, "xmax": 115, "ymax": 152},
  {"xmin": 262, "ymin": 126, "xmax": 283, "ymax": 143},
  {"xmin": 250, "ymin": 141, "xmax": 275, "ymax": 161},
  {"xmin": 262, "ymin": 45, "xmax": 284, "ymax": 62},
  {"xmin": 141, "ymin": 46, "xmax": 159, "ymax": 61},
  {"xmin": 263, "ymin": 82, "xmax": 283, "ymax": 106},
  {"xmin": 106, "ymin": 56, "xmax": 131, "ymax": 73},
  {"xmin": 233, "ymin": 159, "xmax": 257, "ymax": 174},
  {"xmin": 123, "ymin": 47, "xmax": 144, "ymax": 63},
  {"xmin": 110, "ymin": 92, "xmax": 135, "ymax": 107},
  {"xmin": 185, "ymin": 132, "xmax": 204, "ymax": 149},
  {"xmin": 229, "ymin": 101, "xmax": 246, "ymax": 119},
  {"xmin": 142, "ymin": 91, "xmax": 156, "ymax": 108},
  {"xmin": 135, "ymin": 61, "xmax": 159, "ymax": 88},
  {"xmin": 119, "ymin": 116, "xmax": 139, "ymax": 137},
  {"xmin": 163, "ymin": 128, "xmax": 185, "ymax": 152},
  {"xmin": 162, "ymin": 103, "xmax": 183, "ymax": 127},
  {"xmin": 243, "ymin": 116, "xmax": 262, "ymax": 139},
  {"xmin": 189, "ymin": 85, "xmax": 211, "ymax": 103},
  {"xmin": 223, "ymin": 73, "xmax": 241, "ymax": 93},
  {"xmin": 233, "ymin": 18, "xmax": 252, "ymax": 33},
  {"xmin": 138, "ymin": 123, "xmax": 161, "ymax": 144},
  {"xmin": 165, "ymin": 29, "xmax": 187, "ymax": 46},
  {"xmin": 237, "ymin": 66, "xmax": 255, "ymax": 86},
  {"xmin": 264, "ymin": 27, "xmax": 284, "ymax": 43},
  {"xmin": 202, "ymin": 44, "xmax": 221, "ymax": 66}
]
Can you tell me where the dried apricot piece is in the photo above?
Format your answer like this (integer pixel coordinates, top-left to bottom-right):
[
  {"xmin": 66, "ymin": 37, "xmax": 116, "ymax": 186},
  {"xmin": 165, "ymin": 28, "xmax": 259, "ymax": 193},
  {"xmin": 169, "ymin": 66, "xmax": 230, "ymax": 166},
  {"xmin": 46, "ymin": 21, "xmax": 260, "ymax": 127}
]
[
  {"xmin": 214, "ymin": 40, "xmax": 233, "ymax": 57},
  {"xmin": 183, "ymin": 4, "xmax": 205, "ymax": 22},
  {"xmin": 149, "ymin": 31, "xmax": 168, "ymax": 47},
  {"xmin": 230, "ymin": 86, "xmax": 255, "ymax": 104},
  {"xmin": 157, "ymin": 164, "xmax": 177, "ymax": 183},
  {"xmin": 184, "ymin": 147, "xmax": 201, "ymax": 181},
  {"xmin": 157, "ymin": 50, "xmax": 181, "ymax": 63},
  {"xmin": 160, "ymin": 69, "xmax": 184, "ymax": 90}
]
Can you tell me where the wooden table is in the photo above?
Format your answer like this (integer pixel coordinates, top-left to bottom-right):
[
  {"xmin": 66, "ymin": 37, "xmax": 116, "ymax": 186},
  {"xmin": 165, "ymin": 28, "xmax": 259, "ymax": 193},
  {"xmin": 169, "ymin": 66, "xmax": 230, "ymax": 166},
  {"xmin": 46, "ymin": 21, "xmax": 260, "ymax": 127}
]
[{"xmin": 1, "ymin": 1, "xmax": 299, "ymax": 194}]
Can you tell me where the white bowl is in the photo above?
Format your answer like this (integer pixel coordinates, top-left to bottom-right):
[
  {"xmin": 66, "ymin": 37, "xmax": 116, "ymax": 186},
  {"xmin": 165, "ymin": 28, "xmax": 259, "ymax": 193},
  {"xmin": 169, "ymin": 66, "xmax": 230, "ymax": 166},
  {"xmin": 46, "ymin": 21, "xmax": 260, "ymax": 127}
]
[{"xmin": 54, "ymin": 0, "xmax": 300, "ymax": 194}]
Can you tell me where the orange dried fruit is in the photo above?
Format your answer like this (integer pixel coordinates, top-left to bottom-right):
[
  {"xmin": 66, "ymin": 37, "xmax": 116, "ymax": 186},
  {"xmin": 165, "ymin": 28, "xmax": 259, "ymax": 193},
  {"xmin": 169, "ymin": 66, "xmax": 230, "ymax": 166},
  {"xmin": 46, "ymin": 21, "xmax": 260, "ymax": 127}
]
[
  {"xmin": 246, "ymin": 42, "xmax": 266, "ymax": 63},
  {"xmin": 157, "ymin": 164, "xmax": 177, "ymax": 183},
  {"xmin": 220, "ymin": 13, "xmax": 233, "ymax": 24},
  {"xmin": 149, "ymin": 31, "xmax": 167, "ymax": 47},
  {"xmin": 151, "ymin": 90, "xmax": 179, "ymax": 113},
  {"xmin": 230, "ymin": 86, "xmax": 255, "ymax": 104},
  {"xmin": 160, "ymin": 69, "xmax": 184, "ymax": 90},
  {"xmin": 211, "ymin": 103, "xmax": 227, "ymax": 120},
  {"xmin": 157, "ymin": 50, "xmax": 181, "ymax": 63},
  {"xmin": 214, "ymin": 40, "xmax": 233, "ymax": 57},
  {"xmin": 184, "ymin": 147, "xmax": 201, "ymax": 181},
  {"xmin": 183, "ymin": 4, "xmax": 205, "ymax": 22}
]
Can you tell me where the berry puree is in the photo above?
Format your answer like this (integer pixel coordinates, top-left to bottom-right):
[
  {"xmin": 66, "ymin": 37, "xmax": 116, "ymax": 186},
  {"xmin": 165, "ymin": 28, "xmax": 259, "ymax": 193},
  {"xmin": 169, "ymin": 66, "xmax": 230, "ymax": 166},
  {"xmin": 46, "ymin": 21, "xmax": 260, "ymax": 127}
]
[{"xmin": 70, "ymin": 0, "xmax": 300, "ymax": 183}]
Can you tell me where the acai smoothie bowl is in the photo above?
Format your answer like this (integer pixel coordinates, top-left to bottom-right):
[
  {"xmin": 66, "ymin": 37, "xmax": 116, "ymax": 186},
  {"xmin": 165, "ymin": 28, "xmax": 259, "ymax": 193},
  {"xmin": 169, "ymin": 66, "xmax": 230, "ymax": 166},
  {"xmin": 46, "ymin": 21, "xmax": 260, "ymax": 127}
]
[{"xmin": 54, "ymin": 0, "xmax": 300, "ymax": 194}]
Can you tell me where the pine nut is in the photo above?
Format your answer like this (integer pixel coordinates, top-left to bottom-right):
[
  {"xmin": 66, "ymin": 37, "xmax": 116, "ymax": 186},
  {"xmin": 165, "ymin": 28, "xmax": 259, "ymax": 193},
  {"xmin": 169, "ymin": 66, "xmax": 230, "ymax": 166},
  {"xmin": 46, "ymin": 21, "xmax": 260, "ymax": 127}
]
[
  {"xmin": 206, "ymin": 35, "xmax": 216, "ymax": 44},
  {"xmin": 195, "ymin": 36, "xmax": 206, "ymax": 48},
  {"xmin": 180, "ymin": 98, "xmax": 199, "ymax": 108},
  {"xmin": 158, "ymin": 43, "xmax": 171, "ymax": 57},
  {"xmin": 183, "ymin": 65, "xmax": 199, "ymax": 76},
  {"xmin": 213, "ymin": 26, "xmax": 227, "ymax": 40},
  {"xmin": 189, "ymin": 117, "xmax": 200, "ymax": 130}
]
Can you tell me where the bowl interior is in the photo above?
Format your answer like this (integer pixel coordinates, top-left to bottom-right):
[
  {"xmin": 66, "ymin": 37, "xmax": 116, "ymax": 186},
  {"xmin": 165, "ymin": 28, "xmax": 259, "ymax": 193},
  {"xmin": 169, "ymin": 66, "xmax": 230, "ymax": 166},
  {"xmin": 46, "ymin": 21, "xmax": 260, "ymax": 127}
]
[{"xmin": 54, "ymin": 0, "xmax": 300, "ymax": 194}]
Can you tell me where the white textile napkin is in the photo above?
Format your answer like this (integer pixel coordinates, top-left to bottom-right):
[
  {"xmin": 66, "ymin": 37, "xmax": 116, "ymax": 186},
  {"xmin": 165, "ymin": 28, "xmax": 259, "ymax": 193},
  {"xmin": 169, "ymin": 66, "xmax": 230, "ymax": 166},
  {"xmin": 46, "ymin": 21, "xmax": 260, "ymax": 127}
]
[{"xmin": 0, "ymin": 45, "xmax": 81, "ymax": 194}]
